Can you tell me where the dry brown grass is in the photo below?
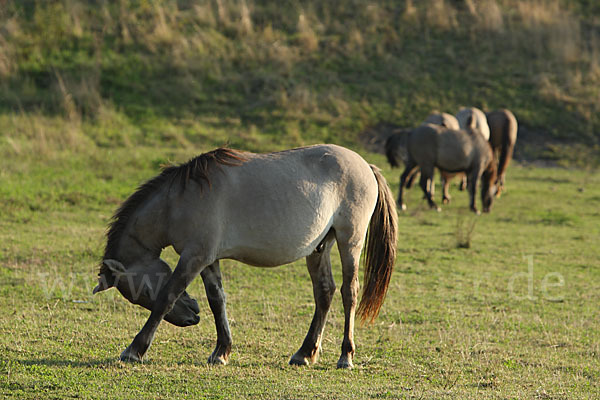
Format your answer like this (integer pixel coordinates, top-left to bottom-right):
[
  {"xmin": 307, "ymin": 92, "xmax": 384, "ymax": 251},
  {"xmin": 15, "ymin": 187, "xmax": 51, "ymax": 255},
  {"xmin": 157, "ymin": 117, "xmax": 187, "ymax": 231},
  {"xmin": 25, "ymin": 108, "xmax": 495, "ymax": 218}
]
[
  {"xmin": 476, "ymin": 0, "xmax": 505, "ymax": 32},
  {"xmin": 424, "ymin": 0, "xmax": 458, "ymax": 31},
  {"xmin": 455, "ymin": 211, "xmax": 478, "ymax": 249},
  {"xmin": 1, "ymin": 0, "xmax": 599, "ymax": 161}
]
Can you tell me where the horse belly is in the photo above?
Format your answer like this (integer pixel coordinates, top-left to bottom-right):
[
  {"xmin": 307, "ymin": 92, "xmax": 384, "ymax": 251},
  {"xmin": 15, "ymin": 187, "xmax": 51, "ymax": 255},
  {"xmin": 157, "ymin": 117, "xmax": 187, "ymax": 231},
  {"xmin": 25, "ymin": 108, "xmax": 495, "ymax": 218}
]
[
  {"xmin": 220, "ymin": 183, "xmax": 337, "ymax": 267},
  {"xmin": 223, "ymin": 216, "xmax": 333, "ymax": 267},
  {"xmin": 435, "ymin": 132, "xmax": 473, "ymax": 172}
]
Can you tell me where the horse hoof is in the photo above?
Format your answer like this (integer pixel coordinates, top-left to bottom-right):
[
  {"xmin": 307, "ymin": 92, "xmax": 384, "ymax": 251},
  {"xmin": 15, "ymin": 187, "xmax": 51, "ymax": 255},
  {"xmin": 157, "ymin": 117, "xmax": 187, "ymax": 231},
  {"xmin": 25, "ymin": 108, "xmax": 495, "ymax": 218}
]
[
  {"xmin": 290, "ymin": 349, "xmax": 318, "ymax": 366},
  {"xmin": 207, "ymin": 354, "xmax": 228, "ymax": 365},
  {"xmin": 442, "ymin": 198, "xmax": 450, "ymax": 205},
  {"xmin": 289, "ymin": 356, "xmax": 310, "ymax": 366},
  {"xmin": 398, "ymin": 203, "xmax": 407, "ymax": 212},
  {"xmin": 120, "ymin": 346, "xmax": 142, "ymax": 363},
  {"xmin": 336, "ymin": 357, "xmax": 354, "ymax": 369}
]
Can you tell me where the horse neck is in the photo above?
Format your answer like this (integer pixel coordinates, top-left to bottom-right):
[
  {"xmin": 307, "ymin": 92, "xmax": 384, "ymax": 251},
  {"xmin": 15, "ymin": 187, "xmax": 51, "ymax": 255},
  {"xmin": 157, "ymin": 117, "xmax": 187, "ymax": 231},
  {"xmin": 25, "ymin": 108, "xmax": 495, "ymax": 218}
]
[
  {"xmin": 111, "ymin": 229, "xmax": 161, "ymax": 267},
  {"xmin": 483, "ymin": 151, "xmax": 498, "ymax": 180},
  {"xmin": 107, "ymin": 192, "xmax": 169, "ymax": 266}
]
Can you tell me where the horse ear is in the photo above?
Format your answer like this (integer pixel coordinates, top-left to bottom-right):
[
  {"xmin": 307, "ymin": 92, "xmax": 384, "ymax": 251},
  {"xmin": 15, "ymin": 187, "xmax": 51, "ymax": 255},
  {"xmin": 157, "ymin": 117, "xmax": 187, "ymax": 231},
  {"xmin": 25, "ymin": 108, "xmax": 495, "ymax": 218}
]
[
  {"xmin": 466, "ymin": 115, "xmax": 476, "ymax": 130},
  {"xmin": 103, "ymin": 259, "xmax": 126, "ymax": 275}
]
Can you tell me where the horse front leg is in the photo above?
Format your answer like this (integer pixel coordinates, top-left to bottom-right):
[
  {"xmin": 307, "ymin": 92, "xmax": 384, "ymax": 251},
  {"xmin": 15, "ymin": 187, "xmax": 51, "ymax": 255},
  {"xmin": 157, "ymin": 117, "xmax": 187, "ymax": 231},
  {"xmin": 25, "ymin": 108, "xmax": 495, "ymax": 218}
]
[
  {"xmin": 120, "ymin": 253, "xmax": 212, "ymax": 362},
  {"xmin": 419, "ymin": 166, "xmax": 440, "ymax": 211},
  {"xmin": 290, "ymin": 233, "xmax": 336, "ymax": 366},
  {"xmin": 201, "ymin": 261, "xmax": 232, "ymax": 365},
  {"xmin": 467, "ymin": 169, "xmax": 481, "ymax": 215}
]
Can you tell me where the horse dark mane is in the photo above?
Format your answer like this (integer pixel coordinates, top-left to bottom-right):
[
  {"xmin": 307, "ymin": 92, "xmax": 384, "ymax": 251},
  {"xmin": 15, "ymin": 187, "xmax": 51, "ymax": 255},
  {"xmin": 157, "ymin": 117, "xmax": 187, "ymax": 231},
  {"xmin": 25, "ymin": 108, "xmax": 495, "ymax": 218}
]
[{"xmin": 101, "ymin": 148, "xmax": 247, "ymax": 267}]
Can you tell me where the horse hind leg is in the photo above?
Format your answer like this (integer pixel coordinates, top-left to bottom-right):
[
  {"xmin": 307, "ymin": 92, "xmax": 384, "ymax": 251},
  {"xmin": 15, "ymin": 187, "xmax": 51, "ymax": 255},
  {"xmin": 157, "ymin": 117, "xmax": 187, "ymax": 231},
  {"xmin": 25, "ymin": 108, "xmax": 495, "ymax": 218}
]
[
  {"xmin": 290, "ymin": 232, "xmax": 336, "ymax": 366},
  {"xmin": 201, "ymin": 261, "xmax": 232, "ymax": 365},
  {"xmin": 419, "ymin": 166, "xmax": 440, "ymax": 211},
  {"xmin": 334, "ymin": 231, "xmax": 366, "ymax": 369},
  {"xmin": 459, "ymin": 175, "xmax": 467, "ymax": 191},
  {"xmin": 441, "ymin": 172, "xmax": 451, "ymax": 204},
  {"xmin": 398, "ymin": 162, "xmax": 418, "ymax": 211}
]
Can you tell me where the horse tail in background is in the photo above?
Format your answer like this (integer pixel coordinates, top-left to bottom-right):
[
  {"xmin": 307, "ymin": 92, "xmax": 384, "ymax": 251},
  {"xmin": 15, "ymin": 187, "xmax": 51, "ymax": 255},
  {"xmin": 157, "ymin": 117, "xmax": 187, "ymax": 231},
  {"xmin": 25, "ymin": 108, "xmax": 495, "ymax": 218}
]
[
  {"xmin": 497, "ymin": 111, "xmax": 518, "ymax": 189},
  {"xmin": 357, "ymin": 165, "xmax": 398, "ymax": 323},
  {"xmin": 384, "ymin": 135, "xmax": 403, "ymax": 168}
]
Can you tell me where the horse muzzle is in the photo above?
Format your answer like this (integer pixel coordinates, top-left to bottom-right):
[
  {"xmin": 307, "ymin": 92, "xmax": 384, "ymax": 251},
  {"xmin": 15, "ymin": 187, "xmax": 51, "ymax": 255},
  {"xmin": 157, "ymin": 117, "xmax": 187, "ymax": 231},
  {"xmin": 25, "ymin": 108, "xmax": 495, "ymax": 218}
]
[{"xmin": 163, "ymin": 291, "xmax": 201, "ymax": 327}]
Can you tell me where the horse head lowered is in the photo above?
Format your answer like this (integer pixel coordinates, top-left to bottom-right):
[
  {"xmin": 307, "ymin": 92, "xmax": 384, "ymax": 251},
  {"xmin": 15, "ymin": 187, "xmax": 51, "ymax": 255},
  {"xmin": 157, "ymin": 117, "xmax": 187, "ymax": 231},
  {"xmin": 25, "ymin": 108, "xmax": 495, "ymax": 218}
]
[{"xmin": 94, "ymin": 258, "xmax": 200, "ymax": 327}]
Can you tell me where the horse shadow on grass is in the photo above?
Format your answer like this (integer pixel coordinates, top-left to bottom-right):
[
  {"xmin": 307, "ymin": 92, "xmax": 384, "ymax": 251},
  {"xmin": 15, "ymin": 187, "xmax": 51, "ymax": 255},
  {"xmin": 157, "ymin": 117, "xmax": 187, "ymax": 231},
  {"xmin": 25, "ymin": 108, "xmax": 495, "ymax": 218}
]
[{"xmin": 17, "ymin": 357, "xmax": 120, "ymax": 368}]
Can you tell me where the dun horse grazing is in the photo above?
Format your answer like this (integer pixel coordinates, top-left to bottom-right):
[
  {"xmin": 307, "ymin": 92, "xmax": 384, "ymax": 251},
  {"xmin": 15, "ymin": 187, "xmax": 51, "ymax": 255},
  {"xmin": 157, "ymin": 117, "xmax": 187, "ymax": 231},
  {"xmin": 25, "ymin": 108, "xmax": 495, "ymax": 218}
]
[
  {"xmin": 396, "ymin": 122, "xmax": 497, "ymax": 213},
  {"xmin": 386, "ymin": 112, "xmax": 460, "ymax": 171},
  {"xmin": 423, "ymin": 112, "xmax": 467, "ymax": 203},
  {"xmin": 385, "ymin": 112, "xmax": 464, "ymax": 204},
  {"xmin": 93, "ymin": 145, "xmax": 398, "ymax": 369},
  {"xmin": 441, "ymin": 107, "xmax": 491, "ymax": 202},
  {"xmin": 486, "ymin": 109, "xmax": 518, "ymax": 196}
]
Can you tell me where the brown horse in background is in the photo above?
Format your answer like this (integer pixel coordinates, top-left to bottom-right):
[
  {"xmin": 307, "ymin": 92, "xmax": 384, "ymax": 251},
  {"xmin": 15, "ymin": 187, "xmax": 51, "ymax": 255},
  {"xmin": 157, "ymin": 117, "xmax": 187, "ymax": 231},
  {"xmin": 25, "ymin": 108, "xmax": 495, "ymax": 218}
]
[{"xmin": 486, "ymin": 109, "xmax": 518, "ymax": 196}]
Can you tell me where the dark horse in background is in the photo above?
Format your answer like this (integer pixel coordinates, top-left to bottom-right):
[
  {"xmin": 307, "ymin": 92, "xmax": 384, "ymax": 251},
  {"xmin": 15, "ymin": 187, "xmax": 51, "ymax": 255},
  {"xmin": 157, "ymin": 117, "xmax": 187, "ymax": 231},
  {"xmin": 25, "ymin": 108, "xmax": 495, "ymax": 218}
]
[
  {"xmin": 486, "ymin": 109, "xmax": 518, "ymax": 196},
  {"xmin": 93, "ymin": 145, "xmax": 397, "ymax": 369},
  {"xmin": 386, "ymin": 120, "xmax": 497, "ymax": 213},
  {"xmin": 386, "ymin": 112, "xmax": 461, "ymax": 202}
]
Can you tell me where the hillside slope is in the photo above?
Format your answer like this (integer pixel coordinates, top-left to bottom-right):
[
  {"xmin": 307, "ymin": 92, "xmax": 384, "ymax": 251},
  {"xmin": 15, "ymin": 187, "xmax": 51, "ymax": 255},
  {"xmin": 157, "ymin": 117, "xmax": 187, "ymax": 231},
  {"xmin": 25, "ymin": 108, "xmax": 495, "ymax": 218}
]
[{"xmin": 1, "ymin": 0, "xmax": 599, "ymax": 165}]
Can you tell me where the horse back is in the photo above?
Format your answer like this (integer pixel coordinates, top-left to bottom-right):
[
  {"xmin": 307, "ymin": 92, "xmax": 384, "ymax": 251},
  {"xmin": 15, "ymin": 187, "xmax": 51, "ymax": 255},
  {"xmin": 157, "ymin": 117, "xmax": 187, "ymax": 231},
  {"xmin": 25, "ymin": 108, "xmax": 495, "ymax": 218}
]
[
  {"xmin": 423, "ymin": 112, "xmax": 460, "ymax": 130},
  {"xmin": 167, "ymin": 145, "xmax": 377, "ymax": 266},
  {"xmin": 435, "ymin": 128, "xmax": 477, "ymax": 171},
  {"xmin": 407, "ymin": 123, "xmax": 442, "ymax": 167},
  {"xmin": 486, "ymin": 109, "xmax": 518, "ymax": 150}
]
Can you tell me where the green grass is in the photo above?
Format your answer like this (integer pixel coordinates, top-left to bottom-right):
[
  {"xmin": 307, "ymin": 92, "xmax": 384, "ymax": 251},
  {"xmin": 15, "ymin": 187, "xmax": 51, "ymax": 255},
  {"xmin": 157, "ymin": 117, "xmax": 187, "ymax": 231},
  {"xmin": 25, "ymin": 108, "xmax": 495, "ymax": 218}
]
[
  {"xmin": 1, "ymin": 1, "xmax": 600, "ymax": 398},
  {"xmin": 1, "ymin": 145, "xmax": 599, "ymax": 399}
]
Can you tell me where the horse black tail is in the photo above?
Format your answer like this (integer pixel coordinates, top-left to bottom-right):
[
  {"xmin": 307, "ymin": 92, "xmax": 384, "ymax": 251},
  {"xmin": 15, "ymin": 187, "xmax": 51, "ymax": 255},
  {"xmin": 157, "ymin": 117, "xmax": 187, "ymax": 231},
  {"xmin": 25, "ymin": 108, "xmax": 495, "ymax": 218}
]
[
  {"xmin": 384, "ymin": 134, "xmax": 403, "ymax": 168},
  {"xmin": 357, "ymin": 165, "xmax": 398, "ymax": 324}
]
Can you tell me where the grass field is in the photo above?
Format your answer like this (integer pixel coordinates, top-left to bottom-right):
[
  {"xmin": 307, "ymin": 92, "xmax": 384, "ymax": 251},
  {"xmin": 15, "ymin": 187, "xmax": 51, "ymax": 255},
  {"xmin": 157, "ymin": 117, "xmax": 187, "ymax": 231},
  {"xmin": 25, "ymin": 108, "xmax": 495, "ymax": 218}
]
[
  {"xmin": 1, "ymin": 0, "xmax": 600, "ymax": 398},
  {"xmin": 0, "ymin": 144, "xmax": 599, "ymax": 399}
]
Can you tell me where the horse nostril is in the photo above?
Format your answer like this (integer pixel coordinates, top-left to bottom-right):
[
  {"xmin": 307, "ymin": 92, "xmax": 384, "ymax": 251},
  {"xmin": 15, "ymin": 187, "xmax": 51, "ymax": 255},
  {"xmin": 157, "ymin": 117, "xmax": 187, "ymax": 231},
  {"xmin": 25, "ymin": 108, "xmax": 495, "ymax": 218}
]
[
  {"xmin": 187, "ymin": 299, "xmax": 200, "ymax": 314},
  {"xmin": 185, "ymin": 315, "xmax": 200, "ymax": 326}
]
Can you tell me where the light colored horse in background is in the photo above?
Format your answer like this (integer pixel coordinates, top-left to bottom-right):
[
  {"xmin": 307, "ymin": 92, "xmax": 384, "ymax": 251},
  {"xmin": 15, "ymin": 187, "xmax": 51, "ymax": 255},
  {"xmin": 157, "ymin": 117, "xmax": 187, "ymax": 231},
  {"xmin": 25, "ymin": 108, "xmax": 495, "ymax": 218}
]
[
  {"xmin": 424, "ymin": 112, "xmax": 459, "ymax": 130},
  {"xmin": 93, "ymin": 145, "xmax": 398, "ymax": 369},
  {"xmin": 486, "ymin": 109, "xmax": 518, "ymax": 196},
  {"xmin": 440, "ymin": 107, "xmax": 491, "ymax": 203},
  {"xmin": 456, "ymin": 107, "xmax": 490, "ymax": 140}
]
